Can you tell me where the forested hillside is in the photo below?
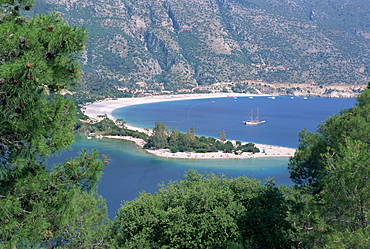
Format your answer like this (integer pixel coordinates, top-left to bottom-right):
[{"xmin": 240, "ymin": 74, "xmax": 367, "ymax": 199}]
[{"xmin": 32, "ymin": 0, "xmax": 370, "ymax": 93}]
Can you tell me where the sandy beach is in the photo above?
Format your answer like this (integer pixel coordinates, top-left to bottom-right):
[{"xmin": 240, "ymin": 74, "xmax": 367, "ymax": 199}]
[
  {"xmin": 83, "ymin": 93, "xmax": 261, "ymax": 133},
  {"xmin": 103, "ymin": 135, "xmax": 295, "ymax": 159},
  {"xmin": 83, "ymin": 93, "xmax": 296, "ymax": 159}
]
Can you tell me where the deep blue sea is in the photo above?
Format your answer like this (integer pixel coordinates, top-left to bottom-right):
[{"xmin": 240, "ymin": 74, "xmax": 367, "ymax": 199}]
[
  {"xmin": 50, "ymin": 96, "xmax": 356, "ymax": 218},
  {"xmin": 113, "ymin": 96, "xmax": 356, "ymax": 148}
]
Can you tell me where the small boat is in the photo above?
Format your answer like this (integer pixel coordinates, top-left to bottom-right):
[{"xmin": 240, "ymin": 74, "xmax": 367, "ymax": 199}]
[
  {"xmin": 268, "ymin": 96, "xmax": 276, "ymax": 99},
  {"xmin": 243, "ymin": 108, "xmax": 265, "ymax": 125}
]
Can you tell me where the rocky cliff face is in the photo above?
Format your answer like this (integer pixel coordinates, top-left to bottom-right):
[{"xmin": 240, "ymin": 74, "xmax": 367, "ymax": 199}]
[{"xmin": 36, "ymin": 0, "xmax": 370, "ymax": 91}]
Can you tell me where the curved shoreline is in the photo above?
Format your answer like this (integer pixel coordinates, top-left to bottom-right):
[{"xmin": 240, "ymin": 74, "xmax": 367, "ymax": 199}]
[
  {"xmin": 83, "ymin": 93, "xmax": 260, "ymax": 133},
  {"xmin": 83, "ymin": 93, "xmax": 296, "ymax": 159}
]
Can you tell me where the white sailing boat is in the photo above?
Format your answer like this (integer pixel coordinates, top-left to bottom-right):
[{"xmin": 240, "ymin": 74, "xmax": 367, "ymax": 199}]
[{"xmin": 243, "ymin": 108, "xmax": 265, "ymax": 125}]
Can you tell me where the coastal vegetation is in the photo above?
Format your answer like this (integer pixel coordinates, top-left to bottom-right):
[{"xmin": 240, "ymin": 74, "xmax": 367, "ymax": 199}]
[
  {"xmin": 0, "ymin": 0, "xmax": 110, "ymax": 247},
  {"xmin": 144, "ymin": 122, "xmax": 260, "ymax": 154},
  {"xmin": 75, "ymin": 114, "xmax": 149, "ymax": 141},
  {"xmin": 110, "ymin": 170, "xmax": 294, "ymax": 249},
  {"xmin": 287, "ymin": 82, "xmax": 370, "ymax": 248},
  {"xmin": 75, "ymin": 116, "xmax": 259, "ymax": 155},
  {"xmin": 1, "ymin": 0, "xmax": 370, "ymax": 248}
]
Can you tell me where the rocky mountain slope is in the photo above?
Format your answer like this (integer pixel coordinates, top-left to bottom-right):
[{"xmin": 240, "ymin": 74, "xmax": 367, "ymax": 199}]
[{"xmin": 34, "ymin": 0, "xmax": 370, "ymax": 92}]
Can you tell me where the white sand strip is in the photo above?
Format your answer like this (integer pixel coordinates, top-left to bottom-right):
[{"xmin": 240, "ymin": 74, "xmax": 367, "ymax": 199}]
[
  {"xmin": 84, "ymin": 93, "xmax": 258, "ymax": 121},
  {"xmin": 83, "ymin": 93, "xmax": 296, "ymax": 159},
  {"xmin": 103, "ymin": 135, "xmax": 295, "ymax": 159},
  {"xmin": 83, "ymin": 93, "xmax": 265, "ymax": 134}
]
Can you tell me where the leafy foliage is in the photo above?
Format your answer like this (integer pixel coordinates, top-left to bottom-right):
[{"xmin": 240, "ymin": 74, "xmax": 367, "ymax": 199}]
[
  {"xmin": 110, "ymin": 170, "xmax": 295, "ymax": 248},
  {"xmin": 0, "ymin": 150, "xmax": 110, "ymax": 247},
  {"xmin": 289, "ymin": 85, "xmax": 370, "ymax": 192},
  {"xmin": 322, "ymin": 139, "xmax": 370, "ymax": 229},
  {"xmin": 144, "ymin": 122, "xmax": 259, "ymax": 154},
  {"xmin": 288, "ymin": 129, "xmax": 328, "ymax": 190},
  {"xmin": 0, "ymin": 0, "xmax": 87, "ymax": 169},
  {"xmin": 288, "ymin": 85, "xmax": 370, "ymax": 248},
  {"xmin": 0, "ymin": 1, "xmax": 109, "ymax": 247}
]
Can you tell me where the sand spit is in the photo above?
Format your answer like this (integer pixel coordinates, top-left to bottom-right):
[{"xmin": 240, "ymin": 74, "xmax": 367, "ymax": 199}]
[
  {"xmin": 103, "ymin": 135, "xmax": 295, "ymax": 159},
  {"xmin": 83, "ymin": 93, "xmax": 296, "ymax": 159}
]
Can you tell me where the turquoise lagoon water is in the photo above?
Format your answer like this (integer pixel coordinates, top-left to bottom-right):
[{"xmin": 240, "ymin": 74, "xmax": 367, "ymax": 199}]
[
  {"xmin": 50, "ymin": 135, "xmax": 293, "ymax": 219},
  {"xmin": 50, "ymin": 96, "xmax": 356, "ymax": 218}
]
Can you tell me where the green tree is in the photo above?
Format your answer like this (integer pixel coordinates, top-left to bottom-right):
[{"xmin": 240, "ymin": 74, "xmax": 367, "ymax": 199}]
[
  {"xmin": 0, "ymin": 150, "xmax": 110, "ymax": 247},
  {"xmin": 288, "ymin": 85, "xmax": 370, "ymax": 193},
  {"xmin": 183, "ymin": 127, "xmax": 196, "ymax": 149},
  {"xmin": 288, "ymin": 129, "xmax": 328, "ymax": 191},
  {"xmin": 0, "ymin": 1, "xmax": 109, "ymax": 246},
  {"xmin": 221, "ymin": 141, "xmax": 234, "ymax": 153},
  {"xmin": 291, "ymin": 139, "xmax": 370, "ymax": 249},
  {"xmin": 0, "ymin": 0, "xmax": 87, "ymax": 167},
  {"xmin": 240, "ymin": 181, "xmax": 293, "ymax": 248},
  {"xmin": 237, "ymin": 142, "xmax": 260, "ymax": 153},
  {"xmin": 318, "ymin": 138, "xmax": 370, "ymax": 248},
  {"xmin": 145, "ymin": 122, "xmax": 169, "ymax": 149},
  {"xmin": 287, "ymin": 85, "xmax": 370, "ymax": 248},
  {"xmin": 115, "ymin": 118, "xmax": 126, "ymax": 128},
  {"xmin": 219, "ymin": 129, "xmax": 226, "ymax": 142},
  {"xmin": 110, "ymin": 170, "xmax": 295, "ymax": 248},
  {"xmin": 168, "ymin": 126, "xmax": 181, "ymax": 147}
]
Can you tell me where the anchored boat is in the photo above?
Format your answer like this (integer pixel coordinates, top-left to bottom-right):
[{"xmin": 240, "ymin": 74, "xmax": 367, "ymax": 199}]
[{"xmin": 243, "ymin": 108, "xmax": 265, "ymax": 125}]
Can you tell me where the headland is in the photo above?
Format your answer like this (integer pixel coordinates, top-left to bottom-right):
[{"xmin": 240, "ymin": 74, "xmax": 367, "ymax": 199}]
[{"xmin": 83, "ymin": 93, "xmax": 296, "ymax": 159}]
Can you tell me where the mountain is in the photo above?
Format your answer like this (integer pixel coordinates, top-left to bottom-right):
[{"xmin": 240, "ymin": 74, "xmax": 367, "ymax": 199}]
[{"xmin": 34, "ymin": 0, "xmax": 370, "ymax": 93}]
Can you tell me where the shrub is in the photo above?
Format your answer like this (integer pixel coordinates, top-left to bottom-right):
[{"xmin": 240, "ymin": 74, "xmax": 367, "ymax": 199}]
[
  {"xmin": 196, "ymin": 148, "xmax": 207, "ymax": 153},
  {"xmin": 169, "ymin": 146, "xmax": 178, "ymax": 153}
]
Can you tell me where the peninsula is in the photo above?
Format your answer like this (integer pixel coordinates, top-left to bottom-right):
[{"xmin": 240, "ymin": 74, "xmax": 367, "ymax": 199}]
[{"xmin": 83, "ymin": 93, "xmax": 296, "ymax": 159}]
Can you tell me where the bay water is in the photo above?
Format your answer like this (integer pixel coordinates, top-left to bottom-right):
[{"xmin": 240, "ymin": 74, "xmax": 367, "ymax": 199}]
[
  {"xmin": 114, "ymin": 96, "xmax": 356, "ymax": 148},
  {"xmin": 50, "ymin": 96, "xmax": 356, "ymax": 218}
]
